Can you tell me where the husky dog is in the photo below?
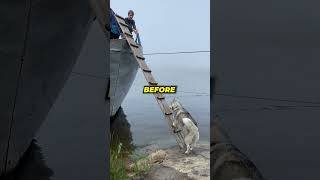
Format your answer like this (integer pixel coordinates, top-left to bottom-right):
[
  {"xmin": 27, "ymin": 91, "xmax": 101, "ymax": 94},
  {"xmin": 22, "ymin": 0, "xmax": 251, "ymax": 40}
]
[{"xmin": 169, "ymin": 98, "xmax": 199, "ymax": 154}]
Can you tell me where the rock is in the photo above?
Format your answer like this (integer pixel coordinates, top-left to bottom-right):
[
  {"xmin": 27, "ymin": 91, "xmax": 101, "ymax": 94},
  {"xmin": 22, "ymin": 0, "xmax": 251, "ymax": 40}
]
[
  {"xmin": 145, "ymin": 164, "xmax": 193, "ymax": 180},
  {"xmin": 128, "ymin": 158, "xmax": 150, "ymax": 171},
  {"xmin": 146, "ymin": 143, "xmax": 210, "ymax": 180},
  {"xmin": 148, "ymin": 150, "xmax": 168, "ymax": 163}
]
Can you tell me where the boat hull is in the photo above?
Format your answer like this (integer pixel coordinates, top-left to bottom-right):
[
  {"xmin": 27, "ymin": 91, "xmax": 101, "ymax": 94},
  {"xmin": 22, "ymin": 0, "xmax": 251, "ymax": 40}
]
[
  {"xmin": 0, "ymin": 0, "xmax": 93, "ymax": 175},
  {"xmin": 110, "ymin": 39, "xmax": 139, "ymax": 116}
]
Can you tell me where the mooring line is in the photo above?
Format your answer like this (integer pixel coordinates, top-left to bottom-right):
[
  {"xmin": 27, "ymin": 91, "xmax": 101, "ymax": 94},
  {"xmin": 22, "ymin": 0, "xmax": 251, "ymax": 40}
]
[{"xmin": 215, "ymin": 92, "xmax": 320, "ymax": 105}]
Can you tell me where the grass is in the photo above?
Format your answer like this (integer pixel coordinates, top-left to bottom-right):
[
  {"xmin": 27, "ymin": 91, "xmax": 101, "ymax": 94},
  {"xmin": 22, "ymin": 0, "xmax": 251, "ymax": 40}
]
[
  {"xmin": 110, "ymin": 142, "xmax": 128, "ymax": 180},
  {"xmin": 129, "ymin": 153, "xmax": 151, "ymax": 177},
  {"xmin": 110, "ymin": 134, "xmax": 151, "ymax": 180}
]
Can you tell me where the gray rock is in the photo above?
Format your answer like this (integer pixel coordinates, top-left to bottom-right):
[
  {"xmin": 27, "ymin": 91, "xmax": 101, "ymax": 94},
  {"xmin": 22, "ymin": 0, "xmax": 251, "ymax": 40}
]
[
  {"xmin": 145, "ymin": 164, "xmax": 194, "ymax": 180},
  {"xmin": 146, "ymin": 143, "xmax": 210, "ymax": 180}
]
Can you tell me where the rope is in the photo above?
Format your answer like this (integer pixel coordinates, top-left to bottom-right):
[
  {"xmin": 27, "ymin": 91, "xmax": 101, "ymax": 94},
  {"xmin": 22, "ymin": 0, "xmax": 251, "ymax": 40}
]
[
  {"xmin": 144, "ymin": 50, "xmax": 210, "ymax": 56},
  {"xmin": 214, "ymin": 92, "xmax": 320, "ymax": 105}
]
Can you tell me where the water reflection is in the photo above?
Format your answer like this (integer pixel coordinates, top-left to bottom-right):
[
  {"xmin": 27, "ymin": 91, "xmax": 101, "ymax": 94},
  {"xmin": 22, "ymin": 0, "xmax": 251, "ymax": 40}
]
[
  {"xmin": 110, "ymin": 107, "xmax": 134, "ymax": 152},
  {"xmin": 1, "ymin": 140, "xmax": 53, "ymax": 180}
]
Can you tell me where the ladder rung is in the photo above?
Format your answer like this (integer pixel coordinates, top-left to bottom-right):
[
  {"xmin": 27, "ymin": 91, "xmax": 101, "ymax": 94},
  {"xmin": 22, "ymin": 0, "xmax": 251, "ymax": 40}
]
[
  {"xmin": 164, "ymin": 104, "xmax": 173, "ymax": 115},
  {"xmin": 136, "ymin": 55, "xmax": 145, "ymax": 60},
  {"xmin": 144, "ymin": 72, "xmax": 157, "ymax": 85},
  {"xmin": 165, "ymin": 112, "xmax": 172, "ymax": 115},
  {"xmin": 155, "ymin": 93, "xmax": 165, "ymax": 100},
  {"xmin": 157, "ymin": 100, "xmax": 172, "ymax": 115},
  {"xmin": 132, "ymin": 48, "xmax": 143, "ymax": 57},
  {"xmin": 125, "ymin": 32, "xmax": 133, "ymax": 38},
  {"xmin": 149, "ymin": 81, "xmax": 158, "ymax": 85},
  {"xmin": 119, "ymin": 22, "xmax": 129, "ymax": 28},
  {"xmin": 164, "ymin": 111, "xmax": 173, "ymax": 115},
  {"xmin": 130, "ymin": 43, "xmax": 139, "ymax": 48},
  {"xmin": 139, "ymin": 61, "xmax": 152, "ymax": 72},
  {"xmin": 143, "ymin": 68, "xmax": 152, "ymax": 72},
  {"xmin": 116, "ymin": 19, "xmax": 126, "ymax": 25},
  {"xmin": 115, "ymin": 14, "xmax": 125, "ymax": 20},
  {"xmin": 140, "ymin": 63, "xmax": 151, "ymax": 72},
  {"xmin": 139, "ymin": 61, "xmax": 151, "ymax": 72}
]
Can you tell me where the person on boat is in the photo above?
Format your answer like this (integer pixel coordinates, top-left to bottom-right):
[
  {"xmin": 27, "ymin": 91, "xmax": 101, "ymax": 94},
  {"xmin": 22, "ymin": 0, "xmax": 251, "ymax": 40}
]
[
  {"xmin": 125, "ymin": 10, "xmax": 142, "ymax": 45},
  {"xmin": 125, "ymin": 10, "xmax": 138, "ymax": 35},
  {"xmin": 110, "ymin": 8, "xmax": 121, "ymax": 39}
]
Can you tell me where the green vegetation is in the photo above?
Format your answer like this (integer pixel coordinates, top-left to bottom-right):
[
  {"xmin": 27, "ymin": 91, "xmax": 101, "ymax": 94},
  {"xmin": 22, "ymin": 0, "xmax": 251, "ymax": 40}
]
[
  {"xmin": 129, "ymin": 153, "xmax": 151, "ymax": 177},
  {"xmin": 110, "ymin": 142, "xmax": 128, "ymax": 180},
  {"xmin": 110, "ymin": 134, "xmax": 151, "ymax": 180}
]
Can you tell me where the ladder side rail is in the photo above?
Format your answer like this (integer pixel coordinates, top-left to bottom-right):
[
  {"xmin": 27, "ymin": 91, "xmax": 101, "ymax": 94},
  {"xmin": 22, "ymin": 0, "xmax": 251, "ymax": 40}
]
[{"xmin": 114, "ymin": 14, "xmax": 186, "ymax": 148}]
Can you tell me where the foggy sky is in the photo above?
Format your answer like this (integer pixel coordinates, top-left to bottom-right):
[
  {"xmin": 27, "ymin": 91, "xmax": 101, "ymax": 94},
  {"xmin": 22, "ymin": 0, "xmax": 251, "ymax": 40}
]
[{"xmin": 111, "ymin": 0, "xmax": 210, "ymax": 66}]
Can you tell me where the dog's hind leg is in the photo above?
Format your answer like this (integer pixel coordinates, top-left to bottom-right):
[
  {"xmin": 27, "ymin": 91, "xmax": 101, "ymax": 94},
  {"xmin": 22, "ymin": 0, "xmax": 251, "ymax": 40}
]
[
  {"xmin": 185, "ymin": 144, "xmax": 191, "ymax": 154},
  {"xmin": 190, "ymin": 140, "xmax": 195, "ymax": 151},
  {"xmin": 184, "ymin": 135, "xmax": 192, "ymax": 154},
  {"xmin": 190, "ymin": 142, "xmax": 196, "ymax": 151},
  {"xmin": 190, "ymin": 131, "xmax": 199, "ymax": 151}
]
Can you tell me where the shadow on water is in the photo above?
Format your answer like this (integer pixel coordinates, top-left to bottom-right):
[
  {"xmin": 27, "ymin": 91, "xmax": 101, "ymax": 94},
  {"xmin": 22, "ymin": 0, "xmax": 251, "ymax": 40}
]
[
  {"xmin": 1, "ymin": 140, "xmax": 53, "ymax": 180},
  {"xmin": 110, "ymin": 107, "xmax": 134, "ymax": 152}
]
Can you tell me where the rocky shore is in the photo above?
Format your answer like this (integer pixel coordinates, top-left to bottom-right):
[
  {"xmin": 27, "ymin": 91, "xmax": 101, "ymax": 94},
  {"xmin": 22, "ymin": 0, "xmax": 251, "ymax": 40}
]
[{"xmin": 130, "ymin": 143, "xmax": 210, "ymax": 180}]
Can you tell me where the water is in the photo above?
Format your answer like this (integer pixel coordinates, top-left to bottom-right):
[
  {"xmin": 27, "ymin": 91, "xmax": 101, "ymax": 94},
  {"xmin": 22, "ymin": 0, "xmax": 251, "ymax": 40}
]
[{"xmin": 119, "ymin": 53, "xmax": 210, "ymax": 149}]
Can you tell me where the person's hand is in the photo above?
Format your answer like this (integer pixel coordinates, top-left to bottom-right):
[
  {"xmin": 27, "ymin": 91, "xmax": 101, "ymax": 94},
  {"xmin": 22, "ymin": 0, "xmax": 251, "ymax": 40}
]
[{"xmin": 134, "ymin": 29, "xmax": 139, "ymax": 34}]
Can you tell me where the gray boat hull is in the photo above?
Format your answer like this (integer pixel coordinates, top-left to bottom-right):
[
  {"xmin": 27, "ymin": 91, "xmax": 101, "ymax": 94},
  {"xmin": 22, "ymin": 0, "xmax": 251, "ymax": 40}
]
[
  {"xmin": 110, "ymin": 39, "xmax": 139, "ymax": 116},
  {"xmin": 0, "ymin": 0, "xmax": 94, "ymax": 175}
]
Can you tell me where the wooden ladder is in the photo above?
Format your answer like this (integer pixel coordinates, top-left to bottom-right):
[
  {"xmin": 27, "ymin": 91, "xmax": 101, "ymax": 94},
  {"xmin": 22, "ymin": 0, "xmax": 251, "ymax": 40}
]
[{"xmin": 114, "ymin": 14, "xmax": 186, "ymax": 149}]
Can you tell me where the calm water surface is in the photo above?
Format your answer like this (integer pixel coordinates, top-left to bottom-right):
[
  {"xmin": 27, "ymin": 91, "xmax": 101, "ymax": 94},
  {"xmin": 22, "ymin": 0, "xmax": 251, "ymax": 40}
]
[{"xmin": 121, "ymin": 54, "xmax": 210, "ymax": 149}]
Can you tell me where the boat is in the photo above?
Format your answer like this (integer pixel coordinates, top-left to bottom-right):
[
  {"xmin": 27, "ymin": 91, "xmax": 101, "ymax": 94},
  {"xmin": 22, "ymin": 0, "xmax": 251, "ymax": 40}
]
[
  {"xmin": 110, "ymin": 38, "xmax": 139, "ymax": 117},
  {"xmin": 0, "ymin": 1, "xmax": 105, "ymax": 176}
]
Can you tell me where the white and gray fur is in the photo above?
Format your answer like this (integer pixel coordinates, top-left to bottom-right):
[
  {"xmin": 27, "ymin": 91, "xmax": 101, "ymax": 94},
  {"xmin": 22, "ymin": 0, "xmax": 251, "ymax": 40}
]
[{"xmin": 169, "ymin": 98, "xmax": 199, "ymax": 154}]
